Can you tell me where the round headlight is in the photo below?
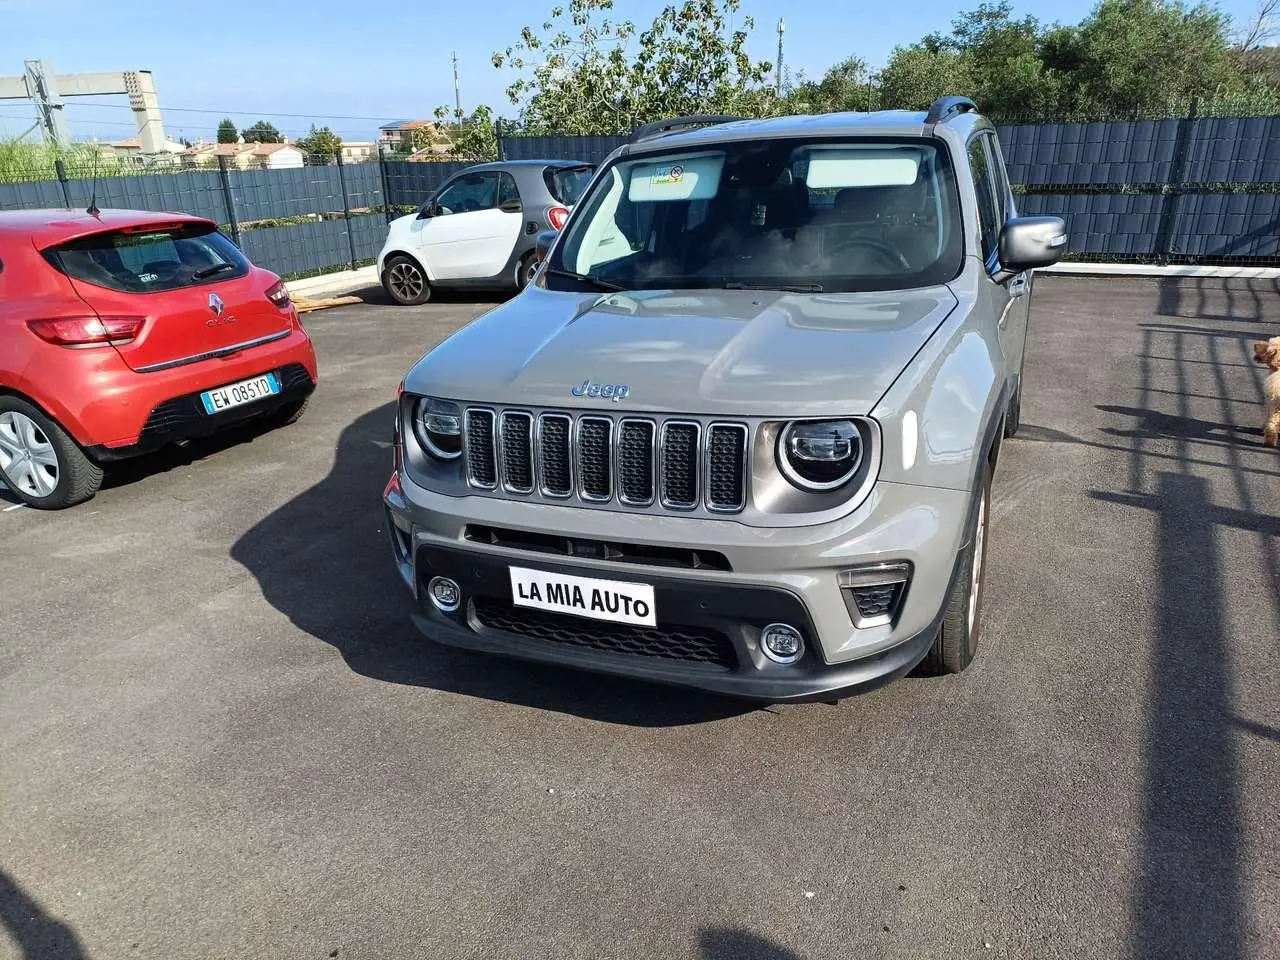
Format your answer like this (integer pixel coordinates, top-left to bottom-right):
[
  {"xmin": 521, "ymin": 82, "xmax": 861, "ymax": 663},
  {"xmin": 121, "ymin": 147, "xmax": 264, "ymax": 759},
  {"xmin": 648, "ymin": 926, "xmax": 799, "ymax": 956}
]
[
  {"xmin": 415, "ymin": 397, "xmax": 462, "ymax": 460},
  {"xmin": 778, "ymin": 420, "xmax": 863, "ymax": 491}
]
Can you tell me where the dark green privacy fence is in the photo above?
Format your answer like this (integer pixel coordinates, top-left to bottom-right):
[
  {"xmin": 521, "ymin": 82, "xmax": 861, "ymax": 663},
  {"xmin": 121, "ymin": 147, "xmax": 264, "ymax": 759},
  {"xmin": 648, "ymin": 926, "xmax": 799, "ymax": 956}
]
[
  {"xmin": 4, "ymin": 112, "xmax": 1278, "ymax": 274},
  {"xmin": 499, "ymin": 113, "xmax": 1280, "ymax": 266},
  {"xmin": 0, "ymin": 154, "xmax": 473, "ymax": 280}
]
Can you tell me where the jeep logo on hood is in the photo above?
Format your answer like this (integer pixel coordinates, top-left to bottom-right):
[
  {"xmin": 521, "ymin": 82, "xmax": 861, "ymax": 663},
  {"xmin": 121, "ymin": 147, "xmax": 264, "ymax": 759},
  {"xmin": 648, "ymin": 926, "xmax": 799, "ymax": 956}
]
[{"xmin": 571, "ymin": 379, "xmax": 629, "ymax": 403}]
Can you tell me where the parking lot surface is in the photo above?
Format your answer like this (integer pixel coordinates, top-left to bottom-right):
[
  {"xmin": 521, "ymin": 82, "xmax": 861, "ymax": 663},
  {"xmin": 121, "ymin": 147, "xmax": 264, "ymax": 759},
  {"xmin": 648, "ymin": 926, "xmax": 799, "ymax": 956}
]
[{"xmin": 2, "ymin": 277, "xmax": 1278, "ymax": 960}]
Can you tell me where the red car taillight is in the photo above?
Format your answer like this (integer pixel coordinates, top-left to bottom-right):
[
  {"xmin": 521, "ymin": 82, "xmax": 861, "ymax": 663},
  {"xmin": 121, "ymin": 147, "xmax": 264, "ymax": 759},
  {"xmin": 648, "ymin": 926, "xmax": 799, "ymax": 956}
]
[
  {"xmin": 547, "ymin": 206, "xmax": 570, "ymax": 231},
  {"xmin": 27, "ymin": 316, "xmax": 145, "ymax": 346},
  {"xmin": 265, "ymin": 280, "xmax": 290, "ymax": 307}
]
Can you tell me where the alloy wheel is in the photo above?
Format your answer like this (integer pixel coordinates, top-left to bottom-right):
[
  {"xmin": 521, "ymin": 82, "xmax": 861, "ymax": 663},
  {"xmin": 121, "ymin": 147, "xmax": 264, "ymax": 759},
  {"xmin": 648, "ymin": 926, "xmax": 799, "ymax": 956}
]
[
  {"xmin": 968, "ymin": 493, "xmax": 986, "ymax": 633},
  {"xmin": 388, "ymin": 260, "xmax": 425, "ymax": 301}
]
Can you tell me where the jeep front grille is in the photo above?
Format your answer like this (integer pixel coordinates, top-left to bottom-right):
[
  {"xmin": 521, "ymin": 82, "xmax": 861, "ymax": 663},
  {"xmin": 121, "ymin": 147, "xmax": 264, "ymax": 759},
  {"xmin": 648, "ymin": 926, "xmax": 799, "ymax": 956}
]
[{"xmin": 463, "ymin": 407, "xmax": 749, "ymax": 514}]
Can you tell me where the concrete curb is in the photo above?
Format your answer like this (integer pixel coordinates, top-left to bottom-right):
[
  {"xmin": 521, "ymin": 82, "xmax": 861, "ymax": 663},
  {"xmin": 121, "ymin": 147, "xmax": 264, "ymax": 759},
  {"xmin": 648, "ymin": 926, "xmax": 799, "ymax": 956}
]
[
  {"xmin": 286, "ymin": 265, "xmax": 379, "ymax": 300},
  {"xmin": 1041, "ymin": 262, "xmax": 1280, "ymax": 280}
]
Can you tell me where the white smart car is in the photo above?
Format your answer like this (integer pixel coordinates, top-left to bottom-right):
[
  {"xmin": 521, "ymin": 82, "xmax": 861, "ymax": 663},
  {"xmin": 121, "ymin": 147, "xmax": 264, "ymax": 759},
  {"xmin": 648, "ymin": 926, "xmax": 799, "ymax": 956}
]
[{"xmin": 377, "ymin": 159, "xmax": 594, "ymax": 304}]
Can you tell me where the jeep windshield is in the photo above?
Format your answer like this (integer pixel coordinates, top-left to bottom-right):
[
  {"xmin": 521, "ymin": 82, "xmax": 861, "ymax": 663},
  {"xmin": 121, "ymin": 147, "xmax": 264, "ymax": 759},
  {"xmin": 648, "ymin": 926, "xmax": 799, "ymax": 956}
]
[{"xmin": 547, "ymin": 137, "xmax": 963, "ymax": 294}]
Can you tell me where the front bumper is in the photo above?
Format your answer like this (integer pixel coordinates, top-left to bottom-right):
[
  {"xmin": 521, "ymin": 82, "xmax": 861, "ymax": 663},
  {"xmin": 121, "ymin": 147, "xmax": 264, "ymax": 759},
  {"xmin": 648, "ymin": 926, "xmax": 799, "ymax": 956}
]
[{"xmin": 385, "ymin": 473, "xmax": 973, "ymax": 701}]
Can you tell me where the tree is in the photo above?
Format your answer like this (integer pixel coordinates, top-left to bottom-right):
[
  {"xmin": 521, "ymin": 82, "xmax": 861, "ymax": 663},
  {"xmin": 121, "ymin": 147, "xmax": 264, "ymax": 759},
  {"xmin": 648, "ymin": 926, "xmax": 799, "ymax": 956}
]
[
  {"xmin": 241, "ymin": 120, "xmax": 282, "ymax": 143},
  {"xmin": 493, "ymin": 0, "xmax": 774, "ymax": 135},
  {"xmin": 781, "ymin": 56, "xmax": 876, "ymax": 114},
  {"xmin": 297, "ymin": 125, "xmax": 342, "ymax": 159},
  {"xmin": 216, "ymin": 118, "xmax": 238, "ymax": 143},
  {"xmin": 876, "ymin": 0, "xmax": 1261, "ymax": 120},
  {"xmin": 878, "ymin": 46, "xmax": 976, "ymax": 111},
  {"xmin": 432, "ymin": 105, "xmax": 500, "ymax": 161},
  {"xmin": 1068, "ymin": 0, "xmax": 1245, "ymax": 116}
]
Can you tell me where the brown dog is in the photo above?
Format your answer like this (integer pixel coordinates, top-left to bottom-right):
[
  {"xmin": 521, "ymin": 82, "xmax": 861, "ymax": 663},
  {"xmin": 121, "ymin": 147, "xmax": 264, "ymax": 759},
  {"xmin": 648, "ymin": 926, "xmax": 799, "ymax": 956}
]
[{"xmin": 1254, "ymin": 336, "xmax": 1280, "ymax": 447}]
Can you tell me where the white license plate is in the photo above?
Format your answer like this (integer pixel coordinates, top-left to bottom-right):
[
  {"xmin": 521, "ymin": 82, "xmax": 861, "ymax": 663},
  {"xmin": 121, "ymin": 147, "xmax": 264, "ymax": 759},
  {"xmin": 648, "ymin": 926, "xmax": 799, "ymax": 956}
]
[
  {"xmin": 509, "ymin": 566, "xmax": 656, "ymax": 627},
  {"xmin": 200, "ymin": 373, "xmax": 280, "ymax": 414}
]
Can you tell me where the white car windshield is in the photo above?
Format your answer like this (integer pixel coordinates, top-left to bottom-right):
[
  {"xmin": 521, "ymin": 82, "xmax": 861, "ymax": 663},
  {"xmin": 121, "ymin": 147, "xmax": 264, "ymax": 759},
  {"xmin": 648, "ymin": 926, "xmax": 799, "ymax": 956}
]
[{"xmin": 547, "ymin": 138, "xmax": 963, "ymax": 293}]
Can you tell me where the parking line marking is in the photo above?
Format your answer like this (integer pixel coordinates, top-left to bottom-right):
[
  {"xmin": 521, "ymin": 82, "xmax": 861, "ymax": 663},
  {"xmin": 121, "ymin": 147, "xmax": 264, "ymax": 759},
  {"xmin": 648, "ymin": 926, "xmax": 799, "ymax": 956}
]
[{"xmin": 4, "ymin": 502, "xmax": 25, "ymax": 512}]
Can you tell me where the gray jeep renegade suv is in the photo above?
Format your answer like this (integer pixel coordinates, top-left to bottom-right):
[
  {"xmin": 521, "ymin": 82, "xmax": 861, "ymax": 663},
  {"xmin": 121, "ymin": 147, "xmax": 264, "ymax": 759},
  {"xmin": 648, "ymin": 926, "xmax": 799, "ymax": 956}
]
[{"xmin": 385, "ymin": 97, "xmax": 1067, "ymax": 700}]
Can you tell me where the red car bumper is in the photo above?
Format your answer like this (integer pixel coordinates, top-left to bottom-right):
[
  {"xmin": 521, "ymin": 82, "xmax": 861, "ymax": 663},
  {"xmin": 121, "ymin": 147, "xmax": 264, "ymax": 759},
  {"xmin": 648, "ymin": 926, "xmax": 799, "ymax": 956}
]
[{"xmin": 20, "ymin": 326, "xmax": 318, "ymax": 456}]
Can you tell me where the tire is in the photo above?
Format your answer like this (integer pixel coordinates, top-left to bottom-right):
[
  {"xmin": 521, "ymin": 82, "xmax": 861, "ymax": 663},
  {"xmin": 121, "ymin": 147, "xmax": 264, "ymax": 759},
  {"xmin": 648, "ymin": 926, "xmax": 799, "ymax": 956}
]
[
  {"xmin": 0, "ymin": 396, "xmax": 103, "ymax": 510},
  {"xmin": 267, "ymin": 396, "xmax": 310, "ymax": 428},
  {"xmin": 920, "ymin": 459, "xmax": 993, "ymax": 675},
  {"xmin": 383, "ymin": 255, "xmax": 432, "ymax": 305},
  {"xmin": 515, "ymin": 251, "xmax": 540, "ymax": 291},
  {"xmin": 1004, "ymin": 378, "xmax": 1022, "ymax": 437}
]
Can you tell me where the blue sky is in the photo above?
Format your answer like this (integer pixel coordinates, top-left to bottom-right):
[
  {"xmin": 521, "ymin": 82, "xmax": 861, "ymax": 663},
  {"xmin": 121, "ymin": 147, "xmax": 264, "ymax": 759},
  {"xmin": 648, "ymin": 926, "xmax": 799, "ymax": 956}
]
[{"xmin": 0, "ymin": 0, "xmax": 1264, "ymax": 142}]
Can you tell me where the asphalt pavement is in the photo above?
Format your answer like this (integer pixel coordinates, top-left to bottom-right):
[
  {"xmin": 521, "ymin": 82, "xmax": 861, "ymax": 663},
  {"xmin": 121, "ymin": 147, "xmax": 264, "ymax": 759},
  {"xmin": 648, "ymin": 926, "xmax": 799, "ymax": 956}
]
[{"xmin": 2, "ymin": 277, "xmax": 1278, "ymax": 960}]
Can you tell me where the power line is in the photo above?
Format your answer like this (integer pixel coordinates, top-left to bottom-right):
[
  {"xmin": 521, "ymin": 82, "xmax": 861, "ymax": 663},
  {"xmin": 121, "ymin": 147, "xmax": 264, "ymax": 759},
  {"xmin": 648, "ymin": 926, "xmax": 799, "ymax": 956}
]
[{"xmin": 61, "ymin": 97, "xmax": 406, "ymax": 123}]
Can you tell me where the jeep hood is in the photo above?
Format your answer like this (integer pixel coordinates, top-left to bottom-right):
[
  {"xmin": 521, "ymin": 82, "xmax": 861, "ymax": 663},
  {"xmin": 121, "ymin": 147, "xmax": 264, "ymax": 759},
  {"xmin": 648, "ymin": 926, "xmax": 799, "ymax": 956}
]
[{"xmin": 405, "ymin": 285, "xmax": 958, "ymax": 417}]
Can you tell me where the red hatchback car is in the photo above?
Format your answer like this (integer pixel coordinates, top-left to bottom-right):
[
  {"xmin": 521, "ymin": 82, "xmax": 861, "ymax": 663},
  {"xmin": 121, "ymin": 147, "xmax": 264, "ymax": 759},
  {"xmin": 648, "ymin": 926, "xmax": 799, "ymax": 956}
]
[{"xmin": 0, "ymin": 208, "xmax": 318, "ymax": 508}]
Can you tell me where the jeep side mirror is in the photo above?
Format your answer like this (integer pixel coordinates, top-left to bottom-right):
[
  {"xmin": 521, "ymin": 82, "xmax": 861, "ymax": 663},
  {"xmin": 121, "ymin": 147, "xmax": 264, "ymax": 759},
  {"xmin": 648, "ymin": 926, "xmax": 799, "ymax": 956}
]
[
  {"xmin": 535, "ymin": 229, "xmax": 557, "ymax": 262},
  {"xmin": 997, "ymin": 216, "xmax": 1067, "ymax": 278},
  {"xmin": 416, "ymin": 202, "xmax": 437, "ymax": 220}
]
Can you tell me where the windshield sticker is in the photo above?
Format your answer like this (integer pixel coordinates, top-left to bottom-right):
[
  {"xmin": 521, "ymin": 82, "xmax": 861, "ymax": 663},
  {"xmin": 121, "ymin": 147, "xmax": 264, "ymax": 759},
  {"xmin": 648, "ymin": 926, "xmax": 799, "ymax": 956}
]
[
  {"xmin": 650, "ymin": 164, "xmax": 684, "ymax": 185},
  {"xmin": 628, "ymin": 154, "xmax": 722, "ymax": 202}
]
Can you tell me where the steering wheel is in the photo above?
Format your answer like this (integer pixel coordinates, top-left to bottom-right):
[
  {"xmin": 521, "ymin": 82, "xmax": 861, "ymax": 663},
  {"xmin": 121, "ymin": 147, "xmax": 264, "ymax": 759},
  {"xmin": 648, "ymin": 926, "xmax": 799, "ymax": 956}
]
[{"xmin": 826, "ymin": 234, "xmax": 912, "ymax": 271}]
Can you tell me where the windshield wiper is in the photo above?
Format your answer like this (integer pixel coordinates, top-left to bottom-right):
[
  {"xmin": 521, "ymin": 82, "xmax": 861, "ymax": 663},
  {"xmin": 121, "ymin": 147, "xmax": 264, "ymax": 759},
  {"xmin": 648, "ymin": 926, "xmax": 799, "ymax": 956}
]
[
  {"xmin": 542, "ymin": 267, "xmax": 629, "ymax": 292},
  {"xmin": 192, "ymin": 263, "xmax": 237, "ymax": 280},
  {"xmin": 722, "ymin": 280, "xmax": 825, "ymax": 293}
]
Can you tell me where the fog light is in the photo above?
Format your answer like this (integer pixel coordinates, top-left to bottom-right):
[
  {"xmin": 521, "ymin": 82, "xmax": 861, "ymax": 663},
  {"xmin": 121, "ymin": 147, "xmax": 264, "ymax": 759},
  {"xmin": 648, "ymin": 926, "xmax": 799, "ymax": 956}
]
[
  {"xmin": 760, "ymin": 623, "xmax": 805, "ymax": 664},
  {"xmin": 428, "ymin": 576, "xmax": 461, "ymax": 613}
]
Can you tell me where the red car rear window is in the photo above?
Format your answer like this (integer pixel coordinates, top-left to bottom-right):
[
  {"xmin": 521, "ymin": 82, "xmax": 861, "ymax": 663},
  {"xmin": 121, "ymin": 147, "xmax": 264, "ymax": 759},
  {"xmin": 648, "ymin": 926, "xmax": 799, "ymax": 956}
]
[{"xmin": 44, "ymin": 222, "xmax": 249, "ymax": 294}]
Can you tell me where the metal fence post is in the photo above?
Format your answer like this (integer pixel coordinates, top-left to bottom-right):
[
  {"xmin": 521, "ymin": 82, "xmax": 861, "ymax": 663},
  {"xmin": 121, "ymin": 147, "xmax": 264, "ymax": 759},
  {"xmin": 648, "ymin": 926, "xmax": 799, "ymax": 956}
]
[
  {"xmin": 1153, "ymin": 97, "xmax": 1199, "ymax": 264},
  {"xmin": 377, "ymin": 146, "xmax": 394, "ymax": 223},
  {"xmin": 496, "ymin": 118, "xmax": 507, "ymax": 161},
  {"xmin": 335, "ymin": 150, "xmax": 359, "ymax": 271},
  {"xmin": 216, "ymin": 155, "xmax": 241, "ymax": 247},
  {"xmin": 53, "ymin": 159, "xmax": 72, "ymax": 208}
]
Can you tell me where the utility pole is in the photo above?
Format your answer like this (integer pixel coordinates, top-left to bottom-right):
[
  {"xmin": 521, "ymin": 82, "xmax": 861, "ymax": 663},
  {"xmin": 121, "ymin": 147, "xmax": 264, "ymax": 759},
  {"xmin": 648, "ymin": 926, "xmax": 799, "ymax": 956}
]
[
  {"xmin": 452, "ymin": 51, "xmax": 462, "ymax": 119},
  {"xmin": 775, "ymin": 19, "xmax": 785, "ymax": 97}
]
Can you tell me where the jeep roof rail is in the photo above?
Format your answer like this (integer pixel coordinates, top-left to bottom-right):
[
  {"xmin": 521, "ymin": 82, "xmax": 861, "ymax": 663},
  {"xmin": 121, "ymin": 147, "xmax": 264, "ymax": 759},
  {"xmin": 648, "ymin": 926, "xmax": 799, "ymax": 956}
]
[
  {"xmin": 924, "ymin": 96, "xmax": 979, "ymax": 125},
  {"xmin": 628, "ymin": 115, "xmax": 745, "ymax": 144}
]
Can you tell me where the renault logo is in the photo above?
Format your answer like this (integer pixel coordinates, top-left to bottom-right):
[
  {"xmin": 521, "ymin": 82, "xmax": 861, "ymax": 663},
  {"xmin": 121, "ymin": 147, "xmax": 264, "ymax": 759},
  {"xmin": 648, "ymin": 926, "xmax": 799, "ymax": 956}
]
[{"xmin": 209, "ymin": 293, "xmax": 225, "ymax": 316}]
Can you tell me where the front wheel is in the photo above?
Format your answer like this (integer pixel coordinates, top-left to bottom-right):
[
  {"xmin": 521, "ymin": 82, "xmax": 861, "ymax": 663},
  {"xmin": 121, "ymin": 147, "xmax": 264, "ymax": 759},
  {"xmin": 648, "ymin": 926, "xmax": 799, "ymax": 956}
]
[
  {"xmin": 0, "ymin": 397, "xmax": 103, "ymax": 510},
  {"xmin": 383, "ymin": 255, "xmax": 432, "ymax": 305},
  {"xmin": 920, "ymin": 460, "xmax": 992, "ymax": 675}
]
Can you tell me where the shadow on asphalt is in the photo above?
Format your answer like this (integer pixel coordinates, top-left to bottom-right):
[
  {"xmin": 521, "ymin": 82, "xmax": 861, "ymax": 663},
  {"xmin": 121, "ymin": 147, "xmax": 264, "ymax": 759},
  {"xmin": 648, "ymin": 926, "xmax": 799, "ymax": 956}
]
[
  {"xmin": 1085, "ymin": 304, "xmax": 1280, "ymax": 958},
  {"xmin": 230, "ymin": 402, "xmax": 753, "ymax": 728},
  {"xmin": 0, "ymin": 870, "xmax": 87, "ymax": 960},
  {"xmin": 698, "ymin": 928, "xmax": 803, "ymax": 959}
]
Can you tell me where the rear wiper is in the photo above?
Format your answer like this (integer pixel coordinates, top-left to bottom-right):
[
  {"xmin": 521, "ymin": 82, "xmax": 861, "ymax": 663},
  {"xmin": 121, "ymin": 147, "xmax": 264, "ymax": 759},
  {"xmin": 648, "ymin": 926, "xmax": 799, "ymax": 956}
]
[
  {"xmin": 192, "ymin": 263, "xmax": 236, "ymax": 280},
  {"xmin": 723, "ymin": 280, "xmax": 824, "ymax": 293},
  {"xmin": 542, "ymin": 267, "xmax": 628, "ymax": 292}
]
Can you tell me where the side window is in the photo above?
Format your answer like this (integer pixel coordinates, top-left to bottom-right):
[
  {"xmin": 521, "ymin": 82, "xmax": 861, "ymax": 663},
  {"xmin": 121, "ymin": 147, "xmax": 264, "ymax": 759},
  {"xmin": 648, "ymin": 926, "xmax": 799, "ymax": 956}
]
[
  {"xmin": 498, "ymin": 172, "xmax": 520, "ymax": 207},
  {"xmin": 435, "ymin": 173, "xmax": 499, "ymax": 216},
  {"xmin": 967, "ymin": 135, "xmax": 1001, "ymax": 261},
  {"xmin": 984, "ymin": 135, "xmax": 1012, "ymax": 223}
]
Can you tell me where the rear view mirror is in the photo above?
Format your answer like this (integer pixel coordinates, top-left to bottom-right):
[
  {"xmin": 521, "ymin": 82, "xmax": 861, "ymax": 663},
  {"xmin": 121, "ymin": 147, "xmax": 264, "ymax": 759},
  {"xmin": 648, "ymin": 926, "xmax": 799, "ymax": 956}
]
[
  {"xmin": 997, "ymin": 216, "xmax": 1067, "ymax": 277},
  {"xmin": 535, "ymin": 230, "xmax": 557, "ymax": 261}
]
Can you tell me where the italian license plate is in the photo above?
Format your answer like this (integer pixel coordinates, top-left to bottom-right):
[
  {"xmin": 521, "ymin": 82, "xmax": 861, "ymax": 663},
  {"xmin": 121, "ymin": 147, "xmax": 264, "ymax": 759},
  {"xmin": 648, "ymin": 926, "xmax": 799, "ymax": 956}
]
[
  {"xmin": 509, "ymin": 566, "xmax": 656, "ymax": 627},
  {"xmin": 200, "ymin": 372, "xmax": 280, "ymax": 414}
]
